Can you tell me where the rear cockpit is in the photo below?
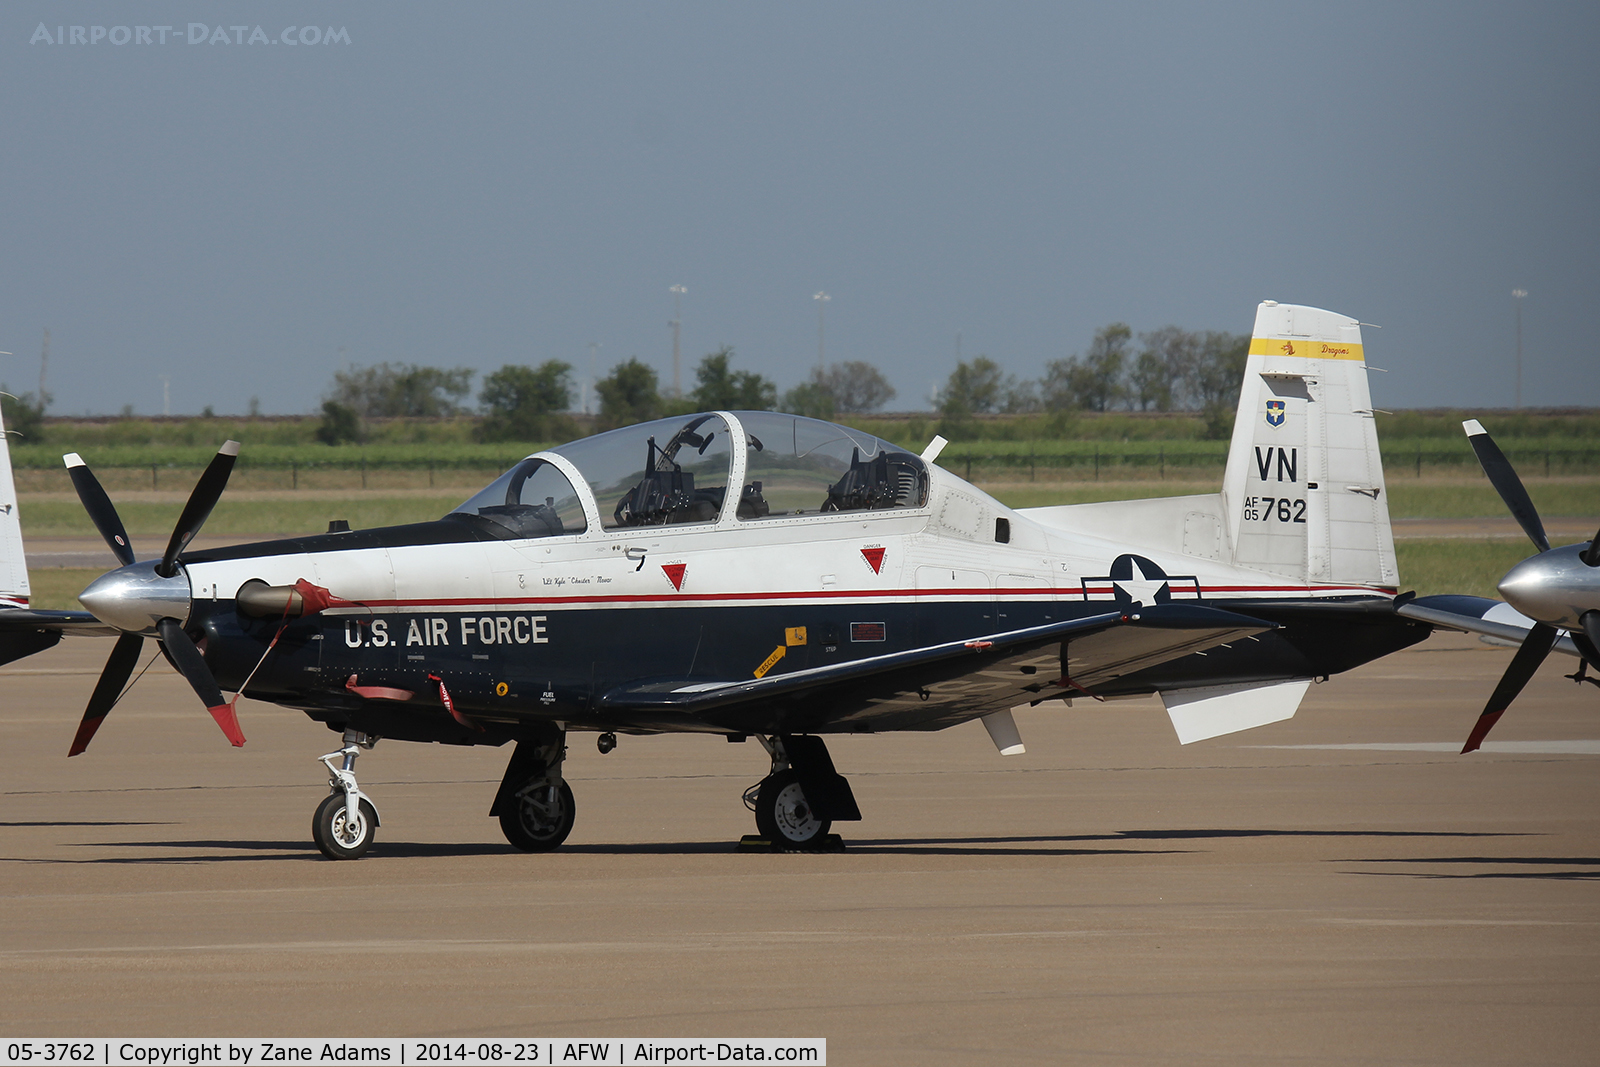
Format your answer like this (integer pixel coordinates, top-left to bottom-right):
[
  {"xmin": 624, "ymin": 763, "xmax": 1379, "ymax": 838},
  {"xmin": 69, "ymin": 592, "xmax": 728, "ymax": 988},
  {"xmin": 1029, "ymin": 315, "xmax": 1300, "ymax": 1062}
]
[{"xmin": 446, "ymin": 411, "xmax": 929, "ymax": 539}]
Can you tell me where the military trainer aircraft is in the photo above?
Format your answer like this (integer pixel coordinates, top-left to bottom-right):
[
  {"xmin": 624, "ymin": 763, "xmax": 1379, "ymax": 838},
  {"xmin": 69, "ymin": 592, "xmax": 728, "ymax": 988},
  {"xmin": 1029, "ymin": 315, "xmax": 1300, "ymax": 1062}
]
[{"xmin": 3, "ymin": 303, "xmax": 1461, "ymax": 858}]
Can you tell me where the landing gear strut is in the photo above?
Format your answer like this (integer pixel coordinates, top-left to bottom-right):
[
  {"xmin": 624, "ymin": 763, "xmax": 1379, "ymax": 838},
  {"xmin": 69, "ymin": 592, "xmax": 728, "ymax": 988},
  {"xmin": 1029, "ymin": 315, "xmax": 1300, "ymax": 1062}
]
[
  {"xmin": 745, "ymin": 735, "xmax": 860, "ymax": 850},
  {"xmin": 491, "ymin": 725, "xmax": 575, "ymax": 852},
  {"xmin": 313, "ymin": 729, "xmax": 381, "ymax": 860}
]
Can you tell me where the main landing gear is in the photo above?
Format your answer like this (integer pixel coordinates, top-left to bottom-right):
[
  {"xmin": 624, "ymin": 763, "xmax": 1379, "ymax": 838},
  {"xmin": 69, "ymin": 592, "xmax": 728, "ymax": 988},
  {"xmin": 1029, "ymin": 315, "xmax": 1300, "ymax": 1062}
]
[
  {"xmin": 745, "ymin": 735, "xmax": 861, "ymax": 850},
  {"xmin": 313, "ymin": 729, "xmax": 381, "ymax": 860},
  {"xmin": 491, "ymin": 724, "xmax": 575, "ymax": 852}
]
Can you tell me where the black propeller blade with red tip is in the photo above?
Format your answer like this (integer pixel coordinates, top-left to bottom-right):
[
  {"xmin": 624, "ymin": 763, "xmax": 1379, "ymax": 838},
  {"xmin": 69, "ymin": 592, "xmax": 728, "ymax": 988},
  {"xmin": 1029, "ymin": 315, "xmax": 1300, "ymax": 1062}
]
[
  {"xmin": 67, "ymin": 632, "xmax": 144, "ymax": 756},
  {"xmin": 1459, "ymin": 421, "xmax": 1568, "ymax": 751},
  {"xmin": 1461, "ymin": 623, "xmax": 1558, "ymax": 753},
  {"xmin": 64, "ymin": 441, "xmax": 245, "ymax": 754}
]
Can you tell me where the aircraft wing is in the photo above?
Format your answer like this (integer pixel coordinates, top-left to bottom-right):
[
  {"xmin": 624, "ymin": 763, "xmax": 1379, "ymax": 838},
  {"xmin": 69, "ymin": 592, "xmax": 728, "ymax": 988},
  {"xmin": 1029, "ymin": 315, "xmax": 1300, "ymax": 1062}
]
[
  {"xmin": 0, "ymin": 607, "xmax": 115, "ymax": 635},
  {"xmin": 0, "ymin": 608, "xmax": 116, "ymax": 668},
  {"xmin": 597, "ymin": 603, "xmax": 1277, "ymax": 734},
  {"xmin": 1397, "ymin": 594, "xmax": 1585, "ymax": 658}
]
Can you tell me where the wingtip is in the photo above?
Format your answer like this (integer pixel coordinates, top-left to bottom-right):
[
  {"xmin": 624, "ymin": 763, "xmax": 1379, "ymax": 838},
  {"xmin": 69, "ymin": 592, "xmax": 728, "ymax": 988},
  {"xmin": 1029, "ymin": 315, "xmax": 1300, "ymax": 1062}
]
[{"xmin": 1462, "ymin": 419, "xmax": 1486, "ymax": 437}]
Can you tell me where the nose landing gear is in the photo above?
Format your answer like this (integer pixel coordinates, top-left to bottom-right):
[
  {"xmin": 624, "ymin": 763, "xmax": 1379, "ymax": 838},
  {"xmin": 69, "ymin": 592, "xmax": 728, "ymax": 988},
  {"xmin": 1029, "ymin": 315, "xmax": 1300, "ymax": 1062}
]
[{"xmin": 313, "ymin": 729, "xmax": 381, "ymax": 860}]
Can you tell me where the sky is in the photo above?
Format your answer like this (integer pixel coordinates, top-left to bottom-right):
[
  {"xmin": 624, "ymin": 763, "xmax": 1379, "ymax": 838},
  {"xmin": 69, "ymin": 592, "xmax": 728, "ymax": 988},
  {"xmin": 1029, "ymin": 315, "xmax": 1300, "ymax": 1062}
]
[{"xmin": 1, "ymin": 2, "xmax": 1596, "ymax": 417}]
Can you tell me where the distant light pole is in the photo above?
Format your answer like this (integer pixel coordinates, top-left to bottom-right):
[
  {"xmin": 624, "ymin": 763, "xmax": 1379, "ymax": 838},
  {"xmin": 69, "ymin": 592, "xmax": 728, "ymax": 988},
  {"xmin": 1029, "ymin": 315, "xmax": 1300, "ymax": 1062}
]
[
  {"xmin": 1512, "ymin": 288, "xmax": 1527, "ymax": 410},
  {"xmin": 586, "ymin": 341, "xmax": 601, "ymax": 416},
  {"xmin": 669, "ymin": 285, "xmax": 687, "ymax": 397},
  {"xmin": 813, "ymin": 291, "xmax": 830, "ymax": 372},
  {"xmin": 160, "ymin": 375, "xmax": 170, "ymax": 417}
]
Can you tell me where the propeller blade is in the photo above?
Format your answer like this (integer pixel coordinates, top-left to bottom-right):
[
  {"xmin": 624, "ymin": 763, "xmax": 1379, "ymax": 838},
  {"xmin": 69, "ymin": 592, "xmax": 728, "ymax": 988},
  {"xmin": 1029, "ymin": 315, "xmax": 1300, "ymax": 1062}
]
[
  {"xmin": 67, "ymin": 633, "xmax": 145, "ymax": 756},
  {"xmin": 1462, "ymin": 420, "xmax": 1549, "ymax": 553},
  {"xmin": 63, "ymin": 453, "xmax": 135, "ymax": 567},
  {"xmin": 157, "ymin": 440, "xmax": 240, "ymax": 578},
  {"xmin": 1578, "ymin": 611, "xmax": 1600, "ymax": 669},
  {"xmin": 156, "ymin": 617, "xmax": 246, "ymax": 747},
  {"xmin": 1581, "ymin": 525, "xmax": 1600, "ymax": 568},
  {"xmin": 1462, "ymin": 622, "xmax": 1558, "ymax": 753}
]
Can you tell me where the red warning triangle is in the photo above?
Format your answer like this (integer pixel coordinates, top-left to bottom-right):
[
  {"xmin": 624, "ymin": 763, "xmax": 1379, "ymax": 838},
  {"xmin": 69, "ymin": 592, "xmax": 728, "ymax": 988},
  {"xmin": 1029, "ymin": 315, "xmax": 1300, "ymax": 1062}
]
[
  {"xmin": 661, "ymin": 563, "xmax": 687, "ymax": 591},
  {"xmin": 860, "ymin": 547, "xmax": 886, "ymax": 574}
]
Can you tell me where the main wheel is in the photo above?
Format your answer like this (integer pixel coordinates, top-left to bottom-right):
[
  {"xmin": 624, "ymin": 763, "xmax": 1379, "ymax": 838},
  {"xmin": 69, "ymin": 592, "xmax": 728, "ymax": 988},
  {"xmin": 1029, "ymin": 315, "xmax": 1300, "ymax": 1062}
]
[
  {"xmin": 313, "ymin": 792, "xmax": 377, "ymax": 860},
  {"xmin": 754, "ymin": 769, "xmax": 830, "ymax": 849},
  {"xmin": 499, "ymin": 778, "xmax": 576, "ymax": 852}
]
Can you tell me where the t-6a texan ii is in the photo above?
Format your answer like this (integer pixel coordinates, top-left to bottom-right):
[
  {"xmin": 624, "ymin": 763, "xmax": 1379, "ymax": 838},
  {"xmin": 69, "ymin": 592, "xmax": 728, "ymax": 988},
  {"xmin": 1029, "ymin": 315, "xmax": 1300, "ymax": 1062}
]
[{"xmin": 2, "ymin": 302, "xmax": 1448, "ymax": 858}]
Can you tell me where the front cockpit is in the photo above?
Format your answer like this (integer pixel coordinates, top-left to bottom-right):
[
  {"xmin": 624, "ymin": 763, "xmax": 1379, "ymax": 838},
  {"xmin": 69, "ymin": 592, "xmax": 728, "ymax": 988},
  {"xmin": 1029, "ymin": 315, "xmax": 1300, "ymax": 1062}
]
[{"xmin": 446, "ymin": 411, "xmax": 929, "ymax": 539}]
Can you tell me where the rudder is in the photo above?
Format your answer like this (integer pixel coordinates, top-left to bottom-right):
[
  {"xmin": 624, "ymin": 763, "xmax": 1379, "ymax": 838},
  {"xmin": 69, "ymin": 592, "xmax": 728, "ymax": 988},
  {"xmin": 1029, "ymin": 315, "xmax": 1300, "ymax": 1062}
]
[
  {"xmin": 0, "ymin": 401, "xmax": 30, "ymax": 609},
  {"xmin": 1220, "ymin": 302, "xmax": 1396, "ymax": 590}
]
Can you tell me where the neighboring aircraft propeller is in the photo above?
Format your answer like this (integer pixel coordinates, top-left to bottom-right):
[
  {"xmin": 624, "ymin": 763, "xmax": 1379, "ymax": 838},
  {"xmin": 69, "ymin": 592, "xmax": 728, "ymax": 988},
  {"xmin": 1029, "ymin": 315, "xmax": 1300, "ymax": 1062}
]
[
  {"xmin": 63, "ymin": 441, "xmax": 246, "ymax": 755},
  {"xmin": 1459, "ymin": 420, "xmax": 1600, "ymax": 752}
]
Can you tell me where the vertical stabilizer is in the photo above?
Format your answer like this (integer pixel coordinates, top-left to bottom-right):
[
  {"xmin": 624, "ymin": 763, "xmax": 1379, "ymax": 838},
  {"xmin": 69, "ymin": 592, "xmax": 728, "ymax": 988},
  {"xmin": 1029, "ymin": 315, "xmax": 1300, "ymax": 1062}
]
[
  {"xmin": 0, "ymin": 402, "xmax": 30, "ymax": 608},
  {"xmin": 1220, "ymin": 303, "xmax": 1396, "ymax": 589}
]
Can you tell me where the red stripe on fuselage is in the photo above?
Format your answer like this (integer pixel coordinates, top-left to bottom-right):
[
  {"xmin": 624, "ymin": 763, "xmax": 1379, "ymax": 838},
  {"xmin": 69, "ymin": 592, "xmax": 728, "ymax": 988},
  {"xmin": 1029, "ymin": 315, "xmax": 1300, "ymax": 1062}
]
[{"xmin": 318, "ymin": 583, "xmax": 1393, "ymax": 611}]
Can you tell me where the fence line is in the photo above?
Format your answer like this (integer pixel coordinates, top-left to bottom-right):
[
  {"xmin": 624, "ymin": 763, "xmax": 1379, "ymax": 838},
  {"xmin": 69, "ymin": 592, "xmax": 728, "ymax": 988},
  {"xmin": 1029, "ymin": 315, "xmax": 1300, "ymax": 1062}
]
[{"xmin": 11, "ymin": 447, "xmax": 1600, "ymax": 488}]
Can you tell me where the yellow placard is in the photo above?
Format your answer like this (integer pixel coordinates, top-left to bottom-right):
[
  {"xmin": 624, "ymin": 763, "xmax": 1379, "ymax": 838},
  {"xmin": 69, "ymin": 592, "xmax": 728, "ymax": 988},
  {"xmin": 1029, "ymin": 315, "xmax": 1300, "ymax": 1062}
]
[
  {"xmin": 785, "ymin": 626, "xmax": 807, "ymax": 646},
  {"xmin": 754, "ymin": 645, "xmax": 787, "ymax": 678}
]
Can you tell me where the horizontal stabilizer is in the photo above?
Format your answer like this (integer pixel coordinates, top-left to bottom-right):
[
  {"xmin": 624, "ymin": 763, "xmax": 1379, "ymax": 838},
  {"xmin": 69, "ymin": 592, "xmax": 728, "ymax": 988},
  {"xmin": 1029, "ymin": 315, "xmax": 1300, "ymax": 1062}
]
[
  {"xmin": 1397, "ymin": 595, "xmax": 1584, "ymax": 659},
  {"xmin": 0, "ymin": 607, "xmax": 118, "ymax": 637}
]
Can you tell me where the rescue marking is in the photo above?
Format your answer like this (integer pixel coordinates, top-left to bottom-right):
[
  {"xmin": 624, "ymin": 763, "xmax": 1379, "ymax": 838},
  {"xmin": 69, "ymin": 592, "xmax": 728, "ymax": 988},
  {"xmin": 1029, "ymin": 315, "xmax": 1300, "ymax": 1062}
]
[{"xmin": 754, "ymin": 646, "xmax": 787, "ymax": 678}]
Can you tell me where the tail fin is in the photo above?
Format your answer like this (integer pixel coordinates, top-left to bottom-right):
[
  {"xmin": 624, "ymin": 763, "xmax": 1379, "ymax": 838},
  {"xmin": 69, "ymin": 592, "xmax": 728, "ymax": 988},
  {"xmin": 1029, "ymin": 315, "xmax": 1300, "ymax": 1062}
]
[
  {"xmin": 0, "ymin": 401, "xmax": 31, "ymax": 609},
  {"xmin": 1220, "ymin": 302, "xmax": 1397, "ymax": 590}
]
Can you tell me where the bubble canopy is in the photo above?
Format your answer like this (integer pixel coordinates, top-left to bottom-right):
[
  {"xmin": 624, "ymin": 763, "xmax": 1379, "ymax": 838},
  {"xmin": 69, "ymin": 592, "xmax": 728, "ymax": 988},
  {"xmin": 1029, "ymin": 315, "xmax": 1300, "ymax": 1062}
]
[{"xmin": 448, "ymin": 412, "xmax": 928, "ymax": 539}]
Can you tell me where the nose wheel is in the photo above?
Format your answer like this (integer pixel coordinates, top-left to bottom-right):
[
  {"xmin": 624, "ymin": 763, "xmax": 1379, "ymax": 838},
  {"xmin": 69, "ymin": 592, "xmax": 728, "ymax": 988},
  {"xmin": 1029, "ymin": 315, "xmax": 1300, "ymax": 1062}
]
[
  {"xmin": 313, "ymin": 791, "xmax": 378, "ymax": 859},
  {"xmin": 313, "ymin": 729, "xmax": 381, "ymax": 860}
]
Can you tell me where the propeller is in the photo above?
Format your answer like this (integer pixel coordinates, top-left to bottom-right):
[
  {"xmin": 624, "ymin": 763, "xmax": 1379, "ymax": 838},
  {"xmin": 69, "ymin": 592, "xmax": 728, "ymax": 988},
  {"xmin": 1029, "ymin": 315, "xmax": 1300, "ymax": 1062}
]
[
  {"xmin": 1462, "ymin": 623, "xmax": 1558, "ymax": 753},
  {"xmin": 64, "ymin": 441, "xmax": 245, "ymax": 755},
  {"xmin": 1582, "ymin": 525, "xmax": 1600, "ymax": 569},
  {"xmin": 1463, "ymin": 420, "xmax": 1548, "ymax": 552},
  {"xmin": 1459, "ymin": 420, "xmax": 1600, "ymax": 752},
  {"xmin": 64, "ymin": 453, "xmax": 135, "ymax": 567},
  {"xmin": 67, "ymin": 632, "xmax": 144, "ymax": 756}
]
